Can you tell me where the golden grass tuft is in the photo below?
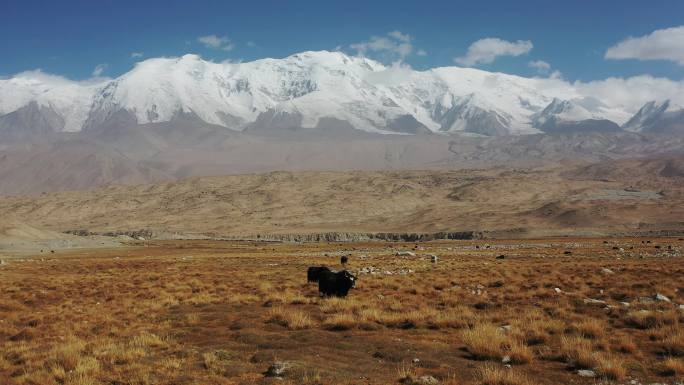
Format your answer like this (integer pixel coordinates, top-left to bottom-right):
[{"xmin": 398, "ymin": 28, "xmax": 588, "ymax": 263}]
[
  {"xmin": 613, "ymin": 334, "xmax": 638, "ymax": 354},
  {"xmin": 625, "ymin": 310, "xmax": 678, "ymax": 330},
  {"xmin": 575, "ymin": 318, "xmax": 606, "ymax": 339},
  {"xmin": 267, "ymin": 307, "xmax": 315, "ymax": 329},
  {"xmin": 507, "ymin": 342, "xmax": 535, "ymax": 365},
  {"xmin": 478, "ymin": 364, "xmax": 533, "ymax": 385},
  {"xmin": 661, "ymin": 357, "xmax": 684, "ymax": 376},
  {"xmin": 595, "ymin": 354, "xmax": 626, "ymax": 381},
  {"xmin": 49, "ymin": 337, "xmax": 87, "ymax": 372},
  {"xmin": 322, "ymin": 313, "xmax": 358, "ymax": 331},
  {"xmin": 518, "ymin": 319, "xmax": 562, "ymax": 345},
  {"xmin": 461, "ymin": 323, "xmax": 533, "ymax": 364},
  {"xmin": 202, "ymin": 351, "xmax": 227, "ymax": 375},
  {"xmin": 428, "ymin": 305, "xmax": 477, "ymax": 329},
  {"xmin": 396, "ymin": 363, "xmax": 416, "ymax": 383},
  {"xmin": 462, "ymin": 324, "xmax": 509, "ymax": 361},
  {"xmin": 558, "ymin": 336, "xmax": 598, "ymax": 369},
  {"xmin": 660, "ymin": 329, "xmax": 684, "ymax": 356},
  {"xmin": 185, "ymin": 312, "xmax": 200, "ymax": 325},
  {"xmin": 319, "ymin": 296, "xmax": 363, "ymax": 313},
  {"xmin": 130, "ymin": 331, "xmax": 167, "ymax": 348}
]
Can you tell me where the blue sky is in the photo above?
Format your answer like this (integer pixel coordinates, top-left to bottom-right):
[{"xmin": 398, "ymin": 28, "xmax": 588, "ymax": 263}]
[{"xmin": 2, "ymin": 0, "xmax": 683, "ymax": 81}]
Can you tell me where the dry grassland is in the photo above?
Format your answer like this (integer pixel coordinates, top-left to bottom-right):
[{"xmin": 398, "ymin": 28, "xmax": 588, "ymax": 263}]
[{"xmin": 1, "ymin": 238, "xmax": 683, "ymax": 384}]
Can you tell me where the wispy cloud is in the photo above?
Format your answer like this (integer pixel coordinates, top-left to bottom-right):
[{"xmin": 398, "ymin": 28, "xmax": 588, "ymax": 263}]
[
  {"xmin": 387, "ymin": 30, "xmax": 411, "ymax": 43},
  {"xmin": 91, "ymin": 63, "xmax": 107, "ymax": 77},
  {"xmin": 198, "ymin": 35, "xmax": 235, "ymax": 51},
  {"xmin": 416, "ymin": 49, "xmax": 427, "ymax": 57},
  {"xmin": 350, "ymin": 30, "xmax": 417, "ymax": 61},
  {"xmin": 569, "ymin": 75, "xmax": 684, "ymax": 111},
  {"xmin": 605, "ymin": 25, "xmax": 684, "ymax": 66},
  {"xmin": 528, "ymin": 60, "xmax": 551, "ymax": 74},
  {"xmin": 455, "ymin": 38, "xmax": 533, "ymax": 66},
  {"xmin": 130, "ymin": 52, "xmax": 144, "ymax": 58}
]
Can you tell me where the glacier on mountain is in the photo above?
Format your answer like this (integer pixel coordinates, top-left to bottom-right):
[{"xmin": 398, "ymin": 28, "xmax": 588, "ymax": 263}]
[{"xmin": 1, "ymin": 51, "xmax": 682, "ymax": 136}]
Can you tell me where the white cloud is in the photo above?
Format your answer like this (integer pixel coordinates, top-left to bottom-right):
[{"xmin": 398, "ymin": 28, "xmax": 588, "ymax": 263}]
[
  {"xmin": 524, "ymin": 73, "xmax": 684, "ymax": 116},
  {"xmin": 198, "ymin": 35, "xmax": 235, "ymax": 51},
  {"xmin": 130, "ymin": 52, "xmax": 144, "ymax": 58},
  {"xmin": 605, "ymin": 26, "xmax": 684, "ymax": 66},
  {"xmin": 350, "ymin": 31, "xmax": 415, "ymax": 61},
  {"xmin": 364, "ymin": 61, "xmax": 415, "ymax": 86},
  {"xmin": 416, "ymin": 49, "xmax": 427, "ymax": 57},
  {"xmin": 528, "ymin": 60, "xmax": 551, "ymax": 74},
  {"xmin": 572, "ymin": 75, "xmax": 684, "ymax": 112},
  {"xmin": 455, "ymin": 38, "xmax": 533, "ymax": 66},
  {"xmin": 549, "ymin": 70, "xmax": 563, "ymax": 79},
  {"xmin": 388, "ymin": 30, "xmax": 411, "ymax": 43},
  {"xmin": 8, "ymin": 69, "xmax": 105, "ymax": 86},
  {"xmin": 91, "ymin": 63, "xmax": 107, "ymax": 77}
]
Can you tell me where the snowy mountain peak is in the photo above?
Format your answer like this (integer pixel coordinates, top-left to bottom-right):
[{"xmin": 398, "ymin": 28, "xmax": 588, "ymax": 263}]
[
  {"xmin": 622, "ymin": 100, "xmax": 684, "ymax": 134},
  {"xmin": 1, "ymin": 51, "xmax": 683, "ymax": 137},
  {"xmin": 530, "ymin": 98, "xmax": 623, "ymax": 134},
  {"xmin": 534, "ymin": 98, "xmax": 598, "ymax": 123},
  {"xmin": 543, "ymin": 98, "xmax": 571, "ymax": 113},
  {"xmin": 622, "ymin": 100, "xmax": 670, "ymax": 132}
]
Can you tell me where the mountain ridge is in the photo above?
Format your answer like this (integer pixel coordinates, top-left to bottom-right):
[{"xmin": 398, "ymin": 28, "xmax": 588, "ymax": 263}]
[{"xmin": 3, "ymin": 50, "xmax": 683, "ymax": 137}]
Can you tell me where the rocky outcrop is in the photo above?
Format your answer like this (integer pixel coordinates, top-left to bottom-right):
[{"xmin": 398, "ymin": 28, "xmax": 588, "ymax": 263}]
[
  {"xmin": 64, "ymin": 229, "xmax": 480, "ymax": 242},
  {"xmin": 226, "ymin": 231, "xmax": 480, "ymax": 242}
]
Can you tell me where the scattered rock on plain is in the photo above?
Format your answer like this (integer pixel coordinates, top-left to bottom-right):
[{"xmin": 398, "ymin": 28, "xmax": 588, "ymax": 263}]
[
  {"xmin": 415, "ymin": 375, "xmax": 439, "ymax": 385},
  {"xmin": 265, "ymin": 361, "xmax": 291, "ymax": 377},
  {"xmin": 655, "ymin": 293, "xmax": 671, "ymax": 302},
  {"xmin": 584, "ymin": 298, "xmax": 606, "ymax": 305}
]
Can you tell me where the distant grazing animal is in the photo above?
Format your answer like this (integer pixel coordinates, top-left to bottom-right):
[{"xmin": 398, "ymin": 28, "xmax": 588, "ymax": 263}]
[
  {"xmin": 307, "ymin": 266, "xmax": 331, "ymax": 283},
  {"xmin": 318, "ymin": 270, "xmax": 356, "ymax": 297},
  {"xmin": 340, "ymin": 255, "xmax": 349, "ymax": 265}
]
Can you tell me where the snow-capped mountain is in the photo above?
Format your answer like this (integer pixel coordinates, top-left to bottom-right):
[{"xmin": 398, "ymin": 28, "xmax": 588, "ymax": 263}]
[
  {"xmin": 531, "ymin": 98, "xmax": 621, "ymax": 134},
  {"xmin": 0, "ymin": 50, "xmax": 681, "ymax": 137},
  {"xmin": 0, "ymin": 71, "xmax": 99, "ymax": 133},
  {"xmin": 621, "ymin": 100, "xmax": 684, "ymax": 135}
]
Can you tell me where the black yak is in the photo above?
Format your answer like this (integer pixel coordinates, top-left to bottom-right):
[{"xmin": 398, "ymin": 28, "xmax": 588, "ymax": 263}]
[
  {"xmin": 318, "ymin": 270, "xmax": 356, "ymax": 297},
  {"xmin": 307, "ymin": 266, "xmax": 331, "ymax": 283}
]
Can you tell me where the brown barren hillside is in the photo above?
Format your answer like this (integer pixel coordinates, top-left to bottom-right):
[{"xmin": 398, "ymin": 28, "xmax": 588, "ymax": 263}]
[{"xmin": 1, "ymin": 156, "xmax": 683, "ymax": 239}]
